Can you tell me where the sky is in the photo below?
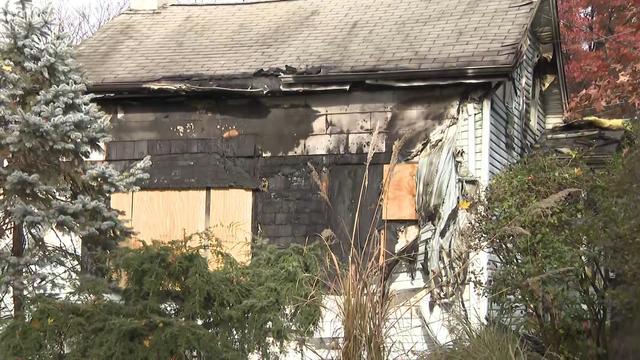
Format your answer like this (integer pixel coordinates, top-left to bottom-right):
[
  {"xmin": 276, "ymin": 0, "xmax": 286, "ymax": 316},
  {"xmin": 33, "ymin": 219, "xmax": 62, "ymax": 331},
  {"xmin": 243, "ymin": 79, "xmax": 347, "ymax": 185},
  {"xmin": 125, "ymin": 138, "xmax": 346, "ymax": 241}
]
[
  {"xmin": 1, "ymin": 0, "xmax": 245, "ymax": 7},
  {"xmin": 1, "ymin": 0, "xmax": 112, "ymax": 8},
  {"xmin": 0, "ymin": 0, "xmax": 128, "ymax": 14},
  {"xmin": 0, "ymin": 0, "xmax": 245, "ymax": 41}
]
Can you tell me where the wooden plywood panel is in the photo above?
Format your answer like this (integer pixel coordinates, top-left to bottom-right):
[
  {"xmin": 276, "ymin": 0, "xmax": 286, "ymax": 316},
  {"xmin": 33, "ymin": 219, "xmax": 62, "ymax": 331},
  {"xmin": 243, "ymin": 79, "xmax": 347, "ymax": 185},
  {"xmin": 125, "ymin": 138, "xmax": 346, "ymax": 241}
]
[
  {"xmin": 209, "ymin": 189, "xmax": 253, "ymax": 263},
  {"xmin": 383, "ymin": 163, "xmax": 418, "ymax": 220},
  {"xmin": 131, "ymin": 190, "xmax": 207, "ymax": 246},
  {"xmin": 111, "ymin": 192, "xmax": 133, "ymax": 221},
  {"xmin": 113, "ymin": 189, "xmax": 252, "ymax": 264},
  {"xmin": 111, "ymin": 192, "xmax": 135, "ymax": 248}
]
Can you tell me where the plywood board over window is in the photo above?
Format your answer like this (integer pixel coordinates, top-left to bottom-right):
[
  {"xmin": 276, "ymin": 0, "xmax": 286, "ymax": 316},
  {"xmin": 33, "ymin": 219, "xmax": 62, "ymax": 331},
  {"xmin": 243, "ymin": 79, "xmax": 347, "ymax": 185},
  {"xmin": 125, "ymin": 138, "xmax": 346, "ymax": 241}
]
[
  {"xmin": 110, "ymin": 189, "xmax": 252, "ymax": 263},
  {"xmin": 111, "ymin": 192, "xmax": 134, "ymax": 247},
  {"xmin": 132, "ymin": 190, "xmax": 207, "ymax": 245},
  {"xmin": 383, "ymin": 163, "xmax": 418, "ymax": 220},
  {"xmin": 209, "ymin": 189, "xmax": 253, "ymax": 264}
]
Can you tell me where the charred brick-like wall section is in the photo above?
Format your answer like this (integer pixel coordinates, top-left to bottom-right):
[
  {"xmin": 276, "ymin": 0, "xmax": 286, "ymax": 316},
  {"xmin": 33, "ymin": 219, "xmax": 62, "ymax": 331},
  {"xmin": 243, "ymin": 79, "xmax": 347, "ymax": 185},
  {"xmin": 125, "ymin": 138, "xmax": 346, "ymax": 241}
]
[
  {"xmin": 255, "ymin": 156, "xmax": 329, "ymax": 248},
  {"xmin": 102, "ymin": 87, "xmax": 466, "ymax": 249},
  {"xmin": 254, "ymin": 154, "xmax": 387, "ymax": 251}
]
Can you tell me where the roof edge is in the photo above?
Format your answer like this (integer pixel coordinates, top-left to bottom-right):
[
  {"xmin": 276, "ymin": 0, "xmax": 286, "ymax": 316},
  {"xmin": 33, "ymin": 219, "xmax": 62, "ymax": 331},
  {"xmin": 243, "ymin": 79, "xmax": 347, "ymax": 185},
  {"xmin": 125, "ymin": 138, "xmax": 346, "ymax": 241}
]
[
  {"xmin": 171, "ymin": 0, "xmax": 301, "ymax": 6},
  {"xmin": 280, "ymin": 65, "xmax": 514, "ymax": 84},
  {"xmin": 86, "ymin": 66, "xmax": 513, "ymax": 95}
]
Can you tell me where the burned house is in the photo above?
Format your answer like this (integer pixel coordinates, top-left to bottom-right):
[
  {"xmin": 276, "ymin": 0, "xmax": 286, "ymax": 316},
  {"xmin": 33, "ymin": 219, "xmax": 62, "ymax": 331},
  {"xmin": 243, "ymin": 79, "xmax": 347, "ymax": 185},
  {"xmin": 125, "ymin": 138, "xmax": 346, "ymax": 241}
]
[{"xmin": 75, "ymin": 0, "xmax": 567, "ymax": 356}]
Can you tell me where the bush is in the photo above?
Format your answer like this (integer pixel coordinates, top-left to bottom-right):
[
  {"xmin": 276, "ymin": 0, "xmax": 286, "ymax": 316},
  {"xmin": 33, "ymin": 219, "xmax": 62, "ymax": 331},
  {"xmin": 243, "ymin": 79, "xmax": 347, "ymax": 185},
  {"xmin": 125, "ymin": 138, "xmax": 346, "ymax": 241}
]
[
  {"xmin": 0, "ymin": 231, "xmax": 323, "ymax": 359},
  {"xmin": 471, "ymin": 129, "xmax": 640, "ymax": 358}
]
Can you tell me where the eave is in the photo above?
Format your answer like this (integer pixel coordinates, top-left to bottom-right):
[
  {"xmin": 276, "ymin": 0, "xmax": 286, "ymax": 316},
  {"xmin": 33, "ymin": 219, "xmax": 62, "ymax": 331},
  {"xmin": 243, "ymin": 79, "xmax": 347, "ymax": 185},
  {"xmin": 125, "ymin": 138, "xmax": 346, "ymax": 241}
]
[
  {"xmin": 279, "ymin": 65, "xmax": 514, "ymax": 85},
  {"xmin": 86, "ymin": 65, "xmax": 513, "ymax": 98}
]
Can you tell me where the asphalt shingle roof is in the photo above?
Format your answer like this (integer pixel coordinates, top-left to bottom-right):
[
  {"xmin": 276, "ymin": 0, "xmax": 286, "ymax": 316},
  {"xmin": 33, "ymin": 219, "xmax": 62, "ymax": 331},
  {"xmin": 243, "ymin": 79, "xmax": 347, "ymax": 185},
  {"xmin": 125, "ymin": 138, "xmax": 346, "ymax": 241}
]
[{"xmin": 75, "ymin": 0, "xmax": 538, "ymax": 85}]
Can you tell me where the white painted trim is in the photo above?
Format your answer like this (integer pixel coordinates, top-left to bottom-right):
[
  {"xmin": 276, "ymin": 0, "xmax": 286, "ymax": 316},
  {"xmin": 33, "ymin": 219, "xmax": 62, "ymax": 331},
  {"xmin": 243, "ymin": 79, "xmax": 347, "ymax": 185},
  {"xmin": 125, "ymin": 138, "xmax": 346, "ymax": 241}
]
[
  {"xmin": 466, "ymin": 103, "xmax": 476, "ymax": 176},
  {"xmin": 481, "ymin": 97, "xmax": 492, "ymax": 185}
]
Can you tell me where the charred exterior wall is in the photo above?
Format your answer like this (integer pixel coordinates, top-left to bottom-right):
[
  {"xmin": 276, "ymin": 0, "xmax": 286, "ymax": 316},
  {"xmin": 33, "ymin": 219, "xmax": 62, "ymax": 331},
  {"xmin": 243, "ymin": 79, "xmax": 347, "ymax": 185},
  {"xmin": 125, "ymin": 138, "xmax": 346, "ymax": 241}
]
[{"xmin": 102, "ymin": 87, "xmax": 468, "ymax": 250}]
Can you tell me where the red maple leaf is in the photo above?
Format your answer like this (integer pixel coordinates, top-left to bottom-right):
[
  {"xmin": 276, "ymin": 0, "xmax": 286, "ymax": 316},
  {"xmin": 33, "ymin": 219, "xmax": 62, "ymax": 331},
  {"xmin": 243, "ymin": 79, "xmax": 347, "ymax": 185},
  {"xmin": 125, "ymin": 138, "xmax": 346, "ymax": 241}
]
[{"xmin": 559, "ymin": 0, "xmax": 640, "ymax": 120}]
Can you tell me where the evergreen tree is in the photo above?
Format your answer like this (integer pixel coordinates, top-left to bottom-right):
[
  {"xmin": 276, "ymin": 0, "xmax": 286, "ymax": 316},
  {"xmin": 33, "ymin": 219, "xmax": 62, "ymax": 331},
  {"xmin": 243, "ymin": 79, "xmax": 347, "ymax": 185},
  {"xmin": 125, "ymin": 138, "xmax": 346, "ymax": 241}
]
[{"xmin": 0, "ymin": 0, "xmax": 149, "ymax": 319}]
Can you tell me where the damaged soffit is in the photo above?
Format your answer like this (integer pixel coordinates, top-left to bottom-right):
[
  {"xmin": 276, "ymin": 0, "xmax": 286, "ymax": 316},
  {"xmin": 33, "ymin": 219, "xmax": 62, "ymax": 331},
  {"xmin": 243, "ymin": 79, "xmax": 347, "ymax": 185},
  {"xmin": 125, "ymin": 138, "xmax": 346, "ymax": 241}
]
[{"xmin": 75, "ymin": 0, "xmax": 540, "ymax": 93}]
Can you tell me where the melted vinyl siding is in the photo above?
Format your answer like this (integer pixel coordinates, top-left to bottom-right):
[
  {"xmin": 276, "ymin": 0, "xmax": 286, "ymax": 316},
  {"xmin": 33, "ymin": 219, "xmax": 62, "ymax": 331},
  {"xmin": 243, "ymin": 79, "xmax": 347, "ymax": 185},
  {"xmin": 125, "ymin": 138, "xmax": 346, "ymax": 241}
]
[
  {"xmin": 488, "ymin": 31, "xmax": 545, "ymax": 178},
  {"xmin": 536, "ymin": 76, "xmax": 547, "ymax": 133},
  {"xmin": 488, "ymin": 90, "xmax": 514, "ymax": 176}
]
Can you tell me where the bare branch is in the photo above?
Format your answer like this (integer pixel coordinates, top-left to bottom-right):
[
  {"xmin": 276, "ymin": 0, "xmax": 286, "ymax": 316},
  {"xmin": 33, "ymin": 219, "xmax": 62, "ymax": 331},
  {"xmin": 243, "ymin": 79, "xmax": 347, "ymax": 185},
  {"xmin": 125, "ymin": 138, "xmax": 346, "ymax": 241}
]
[{"xmin": 51, "ymin": 1, "xmax": 129, "ymax": 44}]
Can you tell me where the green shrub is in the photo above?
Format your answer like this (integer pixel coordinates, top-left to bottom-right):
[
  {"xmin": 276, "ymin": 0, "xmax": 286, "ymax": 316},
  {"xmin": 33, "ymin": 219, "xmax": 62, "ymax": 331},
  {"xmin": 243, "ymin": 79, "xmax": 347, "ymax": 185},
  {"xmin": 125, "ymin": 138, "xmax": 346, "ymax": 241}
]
[
  {"xmin": 470, "ymin": 129, "xmax": 640, "ymax": 358},
  {"xmin": 0, "ymin": 231, "xmax": 323, "ymax": 360}
]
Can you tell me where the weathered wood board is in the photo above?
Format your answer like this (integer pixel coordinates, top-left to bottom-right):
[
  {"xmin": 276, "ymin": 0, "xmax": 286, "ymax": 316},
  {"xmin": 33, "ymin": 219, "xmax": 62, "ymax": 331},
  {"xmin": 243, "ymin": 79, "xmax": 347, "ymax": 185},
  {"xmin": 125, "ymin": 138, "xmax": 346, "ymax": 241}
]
[
  {"xmin": 383, "ymin": 163, "xmax": 418, "ymax": 220},
  {"xmin": 110, "ymin": 189, "xmax": 252, "ymax": 262},
  {"xmin": 111, "ymin": 192, "xmax": 134, "ymax": 247},
  {"xmin": 209, "ymin": 189, "xmax": 253, "ymax": 264},
  {"xmin": 131, "ymin": 190, "xmax": 207, "ymax": 246}
]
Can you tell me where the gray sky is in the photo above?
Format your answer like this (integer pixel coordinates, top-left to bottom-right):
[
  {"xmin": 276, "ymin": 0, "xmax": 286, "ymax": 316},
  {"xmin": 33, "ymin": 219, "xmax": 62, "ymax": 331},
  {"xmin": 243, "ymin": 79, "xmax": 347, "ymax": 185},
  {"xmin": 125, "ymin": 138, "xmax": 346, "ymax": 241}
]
[
  {"xmin": 1, "ymin": 0, "xmax": 244, "ymax": 7},
  {"xmin": 0, "ymin": 0, "xmax": 244, "ymax": 42}
]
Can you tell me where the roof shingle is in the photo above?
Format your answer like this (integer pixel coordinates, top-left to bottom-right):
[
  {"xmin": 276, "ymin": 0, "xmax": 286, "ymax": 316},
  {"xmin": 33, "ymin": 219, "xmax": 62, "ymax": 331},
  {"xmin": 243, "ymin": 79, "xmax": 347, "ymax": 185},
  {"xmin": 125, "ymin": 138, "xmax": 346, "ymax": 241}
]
[{"xmin": 75, "ymin": 0, "xmax": 538, "ymax": 85}]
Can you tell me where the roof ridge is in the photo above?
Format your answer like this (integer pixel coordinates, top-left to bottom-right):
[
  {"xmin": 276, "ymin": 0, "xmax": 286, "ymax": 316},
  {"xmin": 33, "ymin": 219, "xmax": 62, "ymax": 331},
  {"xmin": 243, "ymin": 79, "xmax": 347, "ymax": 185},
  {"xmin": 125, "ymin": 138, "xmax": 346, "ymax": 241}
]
[{"xmin": 172, "ymin": 0, "xmax": 299, "ymax": 6}]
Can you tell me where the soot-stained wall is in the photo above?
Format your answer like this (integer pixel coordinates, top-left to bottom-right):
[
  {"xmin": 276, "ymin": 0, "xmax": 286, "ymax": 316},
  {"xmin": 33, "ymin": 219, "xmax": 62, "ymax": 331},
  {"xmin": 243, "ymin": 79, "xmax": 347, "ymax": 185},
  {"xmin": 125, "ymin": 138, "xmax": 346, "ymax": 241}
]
[
  {"xmin": 254, "ymin": 154, "xmax": 388, "ymax": 254},
  {"xmin": 103, "ymin": 87, "xmax": 467, "ymax": 250}
]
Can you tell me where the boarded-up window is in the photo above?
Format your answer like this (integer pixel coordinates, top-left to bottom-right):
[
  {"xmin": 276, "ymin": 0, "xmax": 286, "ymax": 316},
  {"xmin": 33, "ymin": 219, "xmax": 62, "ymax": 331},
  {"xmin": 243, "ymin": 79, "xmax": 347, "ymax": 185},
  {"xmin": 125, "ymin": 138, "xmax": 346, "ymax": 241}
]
[
  {"xmin": 382, "ymin": 163, "xmax": 418, "ymax": 220},
  {"xmin": 111, "ymin": 189, "xmax": 252, "ymax": 263},
  {"xmin": 209, "ymin": 189, "xmax": 253, "ymax": 263}
]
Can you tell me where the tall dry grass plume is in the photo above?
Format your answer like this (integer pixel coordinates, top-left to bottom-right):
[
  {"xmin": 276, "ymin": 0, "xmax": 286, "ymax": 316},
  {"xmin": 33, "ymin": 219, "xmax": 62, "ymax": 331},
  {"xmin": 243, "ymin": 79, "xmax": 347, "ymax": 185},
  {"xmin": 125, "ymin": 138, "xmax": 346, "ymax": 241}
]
[{"xmin": 309, "ymin": 124, "xmax": 409, "ymax": 360}]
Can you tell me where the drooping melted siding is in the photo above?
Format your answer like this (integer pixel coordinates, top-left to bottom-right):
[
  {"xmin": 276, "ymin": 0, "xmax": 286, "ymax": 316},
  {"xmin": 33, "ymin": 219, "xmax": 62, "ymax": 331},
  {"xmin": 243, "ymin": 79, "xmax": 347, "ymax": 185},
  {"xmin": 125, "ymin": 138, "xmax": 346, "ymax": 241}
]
[{"xmin": 488, "ymin": 30, "xmax": 546, "ymax": 177}]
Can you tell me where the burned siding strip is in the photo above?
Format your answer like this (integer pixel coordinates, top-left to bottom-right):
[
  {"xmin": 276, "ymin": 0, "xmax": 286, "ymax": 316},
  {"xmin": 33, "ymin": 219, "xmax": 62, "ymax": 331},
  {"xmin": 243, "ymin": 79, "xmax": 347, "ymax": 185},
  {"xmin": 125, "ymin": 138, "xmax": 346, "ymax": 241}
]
[
  {"xmin": 110, "ymin": 154, "xmax": 258, "ymax": 190},
  {"xmin": 223, "ymin": 135, "xmax": 256, "ymax": 157},
  {"xmin": 107, "ymin": 136, "xmax": 256, "ymax": 161},
  {"xmin": 149, "ymin": 140, "xmax": 172, "ymax": 156},
  {"xmin": 106, "ymin": 141, "xmax": 136, "ymax": 160},
  {"xmin": 134, "ymin": 140, "xmax": 148, "ymax": 158},
  {"xmin": 108, "ymin": 152, "xmax": 390, "ymax": 194},
  {"xmin": 170, "ymin": 139, "xmax": 187, "ymax": 154},
  {"xmin": 438, "ymin": 207, "xmax": 459, "ymax": 239}
]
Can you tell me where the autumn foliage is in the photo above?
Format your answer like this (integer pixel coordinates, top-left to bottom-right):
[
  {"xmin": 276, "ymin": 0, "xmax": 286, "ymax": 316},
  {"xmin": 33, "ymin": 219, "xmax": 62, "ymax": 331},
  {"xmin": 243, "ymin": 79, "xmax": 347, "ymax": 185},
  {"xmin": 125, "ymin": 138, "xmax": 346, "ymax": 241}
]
[{"xmin": 559, "ymin": 0, "xmax": 640, "ymax": 119}]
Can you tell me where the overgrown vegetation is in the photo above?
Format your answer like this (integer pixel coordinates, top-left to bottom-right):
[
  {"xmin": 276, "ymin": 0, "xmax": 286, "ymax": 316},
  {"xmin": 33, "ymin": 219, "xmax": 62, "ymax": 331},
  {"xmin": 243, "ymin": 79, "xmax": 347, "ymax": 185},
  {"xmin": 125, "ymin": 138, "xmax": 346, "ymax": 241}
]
[
  {"xmin": 424, "ymin": 322, "xmax": 538, "ymax": 360},
  {"xmin": 0, "ymin": 232, "xmax": 324, "ymax": 359},
  {"xmin": 309, "ymin": 131, "xmax": 408, "ymax": 360},
  {"xmin": 471, "ymin": 129, "xmax": 640, "ymax": 358}
]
